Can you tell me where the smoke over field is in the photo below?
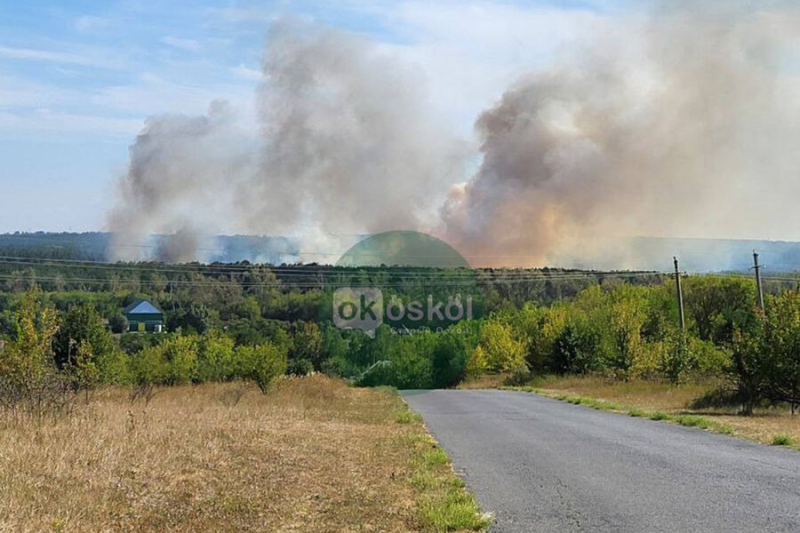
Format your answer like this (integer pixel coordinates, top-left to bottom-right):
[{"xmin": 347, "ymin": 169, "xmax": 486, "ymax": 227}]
[
  {"xmin": 108, "ymin": 2, "xmax": 800, "ymax": 267},
  {"xmin": 108, "ymin": 21, "xmax": 464, "ymax": 263},
  {"xmin": 441, "ymin": 2, "xmax": 800, "ymax": 267}
]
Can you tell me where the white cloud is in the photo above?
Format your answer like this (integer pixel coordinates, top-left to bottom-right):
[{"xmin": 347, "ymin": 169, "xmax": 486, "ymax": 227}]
[
  {"xmin": 160, "ymin": 36, "xmax": 201, "ymax": 52},
  {"xmin": 73, "ymin": 15, "xmax": 110, "ymax": 32},
  {"xmin": 369, "ymin": 1, "xmax": 610, "ymax": 135},
  {"xmin": 0, "ymin": 109, "xmax": 143, "ymax": 139},
  {"xmin": 231, "ymin": 63, "xmax": 262, "ymax": 81},
  {"xmin": 0, "ymin": 44, "xmax": 116, "ymax": 68}
]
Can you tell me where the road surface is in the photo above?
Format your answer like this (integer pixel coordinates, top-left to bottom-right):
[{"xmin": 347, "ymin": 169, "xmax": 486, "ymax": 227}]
[{"xmin": 402, "ymin": 389, "xmax": 800, "ymax": 533}]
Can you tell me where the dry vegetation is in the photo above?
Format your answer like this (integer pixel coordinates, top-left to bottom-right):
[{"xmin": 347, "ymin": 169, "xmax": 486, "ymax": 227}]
[
  {"xmin": 0, "ymin": 376, "xmax": 488, "ymax": 532},
  {"xmin": 524, "ymin": 375, "xmax": 800, "ymax": 450}
]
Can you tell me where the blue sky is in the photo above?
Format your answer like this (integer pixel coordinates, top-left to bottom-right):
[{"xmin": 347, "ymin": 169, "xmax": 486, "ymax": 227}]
[{"xmin": 0, "ymin": 0, "xmax": 625, "ymax": 233}]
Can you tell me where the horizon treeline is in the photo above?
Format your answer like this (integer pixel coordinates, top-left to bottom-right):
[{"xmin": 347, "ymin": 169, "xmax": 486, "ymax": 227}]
[{"xmin": 0, "ymin": 259, "xmax": 799, "ymax": 415}]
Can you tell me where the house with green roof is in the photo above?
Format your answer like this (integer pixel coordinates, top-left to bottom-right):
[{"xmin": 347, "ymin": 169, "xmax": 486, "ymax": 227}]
[{"xmin": 123, "ymin": 300, "xmax": 165, "ymax": 333}]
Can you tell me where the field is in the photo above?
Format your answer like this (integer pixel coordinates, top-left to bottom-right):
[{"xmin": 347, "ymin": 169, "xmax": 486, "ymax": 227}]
[
  {"xmin": 522, "ymin": 375, "xmax": 800, "ymax": 449},
  {"xmin": 0, "ymin": 376, "xmax": 488, "ymax": 533}
]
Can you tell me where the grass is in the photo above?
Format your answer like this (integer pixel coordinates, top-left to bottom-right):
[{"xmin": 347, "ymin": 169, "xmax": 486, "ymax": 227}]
[
  {"xmin": 0, "ymin": 375, "xmax": 489, "ymax": 532},
  {"xmin": 398, "ymin": 399, "xmax": 493, "ymax": 532},
  {"xmin": 772, "ymin": 434, "xmax": 794, "ymax": 446},
  {"xmin": 503, "ymin": 375, "xmax": 800, "ymax": 449}
]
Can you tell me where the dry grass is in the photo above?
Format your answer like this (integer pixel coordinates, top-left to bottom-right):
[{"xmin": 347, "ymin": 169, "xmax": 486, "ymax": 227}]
[
  {"xmin": 531, "ymin": 375, "xmax": 711, "ymax": 411},
  {"xmin": 0, "ymin": 376, "xmax": 486, "ymax": 532},
  {"xmin": 523, "ymin": 375, "xmax": 800, "ymax": 451},
  {"xmin": 457, "ymin": 373, "xmax": 510, "ymax": 390}
]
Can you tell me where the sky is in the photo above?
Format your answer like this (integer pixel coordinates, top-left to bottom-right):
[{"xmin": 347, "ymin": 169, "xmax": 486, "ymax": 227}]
[{"xmin": 0, "ymin": 0, "xmax": 627, "ymax": 233}]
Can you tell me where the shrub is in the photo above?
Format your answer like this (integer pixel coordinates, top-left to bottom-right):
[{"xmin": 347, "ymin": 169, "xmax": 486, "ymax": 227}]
[
  {"xmin": 162, "ymin": 336, "xmax": 199, "ymax": 385},
  {"xmin": 108, "ymin": 313, "xmax": 128, "ymax": 334},
  {"xmin": 236, "ymin": 343, "xmax": 287, "ymax": 392},
  {"xmin": 478, "ymin": 321, "xmax": 527, "ymax": 373},
  {"xmin": 431, "ymin": 333, "xmax": 468, "ymax": 388},
  {"xmin": 772, "ymin": 434, "xmax": 793, "ymax": 446},
  {"xmin": 0, "ymin": 291, "xmax": 72, "ymax": 416},
  {"xmin": 129, "ymin": 345, "xmax": 168, "ymax": 385},
  {"xmin": 551, "ymin": 318, "xmax": 603, "ymax": 375},
  {"xmin": 53, "ymin": 303, "xmax": 114, "ymax": 375},
  {"xmin": 194, "ymin": 330, "xmax": 235, "ymax": 382},
  {"xmin": 660, "ymin": 333, "xmax": 696, "ymax": 384}
]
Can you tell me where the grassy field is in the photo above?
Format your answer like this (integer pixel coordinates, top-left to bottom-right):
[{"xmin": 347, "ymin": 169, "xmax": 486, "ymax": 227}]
[
  {"xmin": 511, "ymin": 375, "xmax": 800, "ymax": 450},
  {"xmin": 0, "ymin": 376, "xmax": 489, "ymax": 532}
]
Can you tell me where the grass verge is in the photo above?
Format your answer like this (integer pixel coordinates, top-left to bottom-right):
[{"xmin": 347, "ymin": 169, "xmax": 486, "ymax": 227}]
[
  {"xmin": 505, "ymin": 386, "xmax": 738, "ymax": 439},
  {"xmin": 501, "ymin": 375, "xmax": 800, "ymax": 452},
  {"xmin": 0, "ymin": 376, "xmax": 489, "ymax": 532},
  {"xmin": 394, "ymin": 396, "xmax": 493, "ymax": 532}
]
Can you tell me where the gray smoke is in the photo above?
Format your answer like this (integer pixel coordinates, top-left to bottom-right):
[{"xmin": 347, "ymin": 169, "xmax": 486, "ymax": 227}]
[
  {"xmin": 441, "ymin": 1, "xmax": 800, "ymax": 268},
  {"xmin": 107, "ymin": 100, "xmax": 255, "ymax": 262},
  {"xmin": 108, "ymin": 20, "xmax": 465, "ymax": 262},
  {"xmin": 109, "ymin": 4, "xmax": 800, "ymax": 268}
]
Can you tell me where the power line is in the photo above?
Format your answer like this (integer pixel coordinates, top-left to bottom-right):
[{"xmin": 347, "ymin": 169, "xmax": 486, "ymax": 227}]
[{"xmin": 0, "ymin": 256, "xmax": 665, "ymax": 280}]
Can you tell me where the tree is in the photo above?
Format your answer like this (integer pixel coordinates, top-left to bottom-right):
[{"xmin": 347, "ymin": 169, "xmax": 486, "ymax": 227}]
[
  {"xmin": 194, "ymin": 330, "xmax": 235, "ymax": 382},
  {"xmin": 762, "ymin": 292, "xmax": 800, "ymax": 414},
  {"xmin": 70, "ymin": 340, "xmax": 99, "ymax": 398},
  {"xmin": 431, "ymin": 333, "xmax": 468, "ymax": 388},
  {"xmin": 53, "ymin": 304, "xmax": 113, "ymax": 371},
  {"xmin": 0, "ymin": 290, "xmax": 64, "ymax": 413},
  {"xmin": 162, "ymin": 336, "xmax": 198, "ymax": 385},
  {"xmin": 289, "ymin": 321, "xmax": 323, "ymax": 374},
  {"xmin": 236, "ymin": 343, "xmax": 287, "ymax": 392},
  {"xmin": 729, "ymin": 308, "xmax": 768, "ymax": 416},
  {"xmin": 108, "ymin": 313, "xmax": 128, "ymax": 334},
  {"xmin": 551, "ymin": 318, "xmax": 602, "ymax": 375},
  {"xmin": 684, "ymin": 277, "xmax": 755, "ymax": 344},
  {"xmin": 479, "ymin": 321, "xmax": 527, "ymax": 373}
]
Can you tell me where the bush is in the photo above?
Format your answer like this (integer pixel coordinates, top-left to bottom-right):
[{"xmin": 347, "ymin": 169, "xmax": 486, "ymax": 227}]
[
  {"xmin": 108, "ymin": 313, "xmax": 128, "ymax": 334},
  {"xmin": 53, "ymin": 303, "xmax": 114, "ymax": 375},
  {"xmin": 0, "ymin": 292, "xmax": 73, "ymax": 415},
  {"xmin": 162, "ymin": 336, "xmax": 198, "ymax": 385},
  {"xmin": 551, "ymin": 318, "xmax": 603, "ymax": 375},
  {"xmin": 194, "ymin": 330, "xmax": 235, "ymax": 382},
  {"xmin": 129, "ymin": 345, "xmax": 168, "ymax": 385},
  {"xmin": 236, "ymin": 343, "xmax": 287, "ymax": 392},
  {"xmin": 478, "ymin": 321, "xmax": 527, "ymax": 373}
]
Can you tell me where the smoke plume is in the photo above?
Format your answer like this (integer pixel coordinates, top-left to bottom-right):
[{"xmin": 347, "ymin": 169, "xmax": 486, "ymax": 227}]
[
  {"xmin": 441, "ymin": 2, "xmax": 800, "ymax": 267},
  {"xmin": 108, "ymin": 3, "xmax": 800, "ymax": 268},
  {"xmin": 108, "ymin": 20, "xmax": 465, "ymax": 262}
]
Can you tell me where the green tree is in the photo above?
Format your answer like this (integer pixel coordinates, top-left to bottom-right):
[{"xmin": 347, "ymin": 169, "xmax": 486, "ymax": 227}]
[
  {"xmin": 551, "ymin": 318, "xmax": 603, "ymax": 375},
  {"xmin": 70, "ymin": 340, "xmax": 99, "ymax": 397},
  {"xmin": 0, "ymin": 290, "xmax": 64, "ymax": 412},
  {"xmin": 479, "ymin": 321, "xmax": 527, "ymax": 373},
  {"xmin": 236, "ymin": 342, "xmax": 287, "ymax": 392},
  {"xmin": 194, "ymin": 330, "xmax": 235, "ymax": 382},
  {"xmin": 761, "ymin": 292, "xmax": 800, "ymax": 414},
  {"xmin": 162, "ymin": 336, "xmax": 198, "ymax": 385},
  {"xmin": 730, "ymin": 311, "xmax": 768, "ymax": 415},
  {"xmin": 289, "ymin": 321, "xmax": 324, "ymax": 374},
  {"xmin": 53, "ymin": 304, "xmax": 114, "ymax": 371}
]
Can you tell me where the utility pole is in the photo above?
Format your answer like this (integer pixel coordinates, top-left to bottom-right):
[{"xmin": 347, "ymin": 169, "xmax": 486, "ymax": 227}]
[
  {"xmin": 674, "ymin": 257, "xmax": 685, "ymax": 333},
  {"xmin": 752, "ymin": 251, "xmax": 765, "ymax": 310}
]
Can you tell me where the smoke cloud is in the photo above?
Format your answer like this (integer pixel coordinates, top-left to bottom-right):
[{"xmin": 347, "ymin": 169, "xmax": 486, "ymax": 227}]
[
  {"xmin": 108, "ymin": 3, "xmax": 800, "ymax": 268},
  {"xmin": 441, "ymin": 1, "xmax": 800, "ymax": 267},
  {"xmin": 108, "ymin": 20, "xmax": 465, "ymax": 263}
]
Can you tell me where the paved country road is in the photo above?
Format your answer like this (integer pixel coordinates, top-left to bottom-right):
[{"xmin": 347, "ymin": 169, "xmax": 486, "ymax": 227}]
[{"xmin": 402, "ymin": 390, "xmax": 800, "ymax": 533}]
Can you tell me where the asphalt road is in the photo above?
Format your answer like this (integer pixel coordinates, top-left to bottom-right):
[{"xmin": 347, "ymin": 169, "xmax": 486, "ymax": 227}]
[{"xmin": 402, "ymin": 389, "xmax": 800, "ymax": 533}]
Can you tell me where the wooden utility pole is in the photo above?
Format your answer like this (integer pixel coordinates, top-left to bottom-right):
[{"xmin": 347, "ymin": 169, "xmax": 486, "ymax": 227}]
[
  {"xmin": 752, "ymin": 251, "xmax": 765, "ymax": 310},
  {"xmin": 674, "ymin": 257, "xmax": 685, "ymax": 332}
]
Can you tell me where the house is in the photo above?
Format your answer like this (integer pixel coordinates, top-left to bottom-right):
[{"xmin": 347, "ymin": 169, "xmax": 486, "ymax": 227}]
[{"xmin": 123, "ymin": 300, "xmax": 165, "ymax": 333}]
